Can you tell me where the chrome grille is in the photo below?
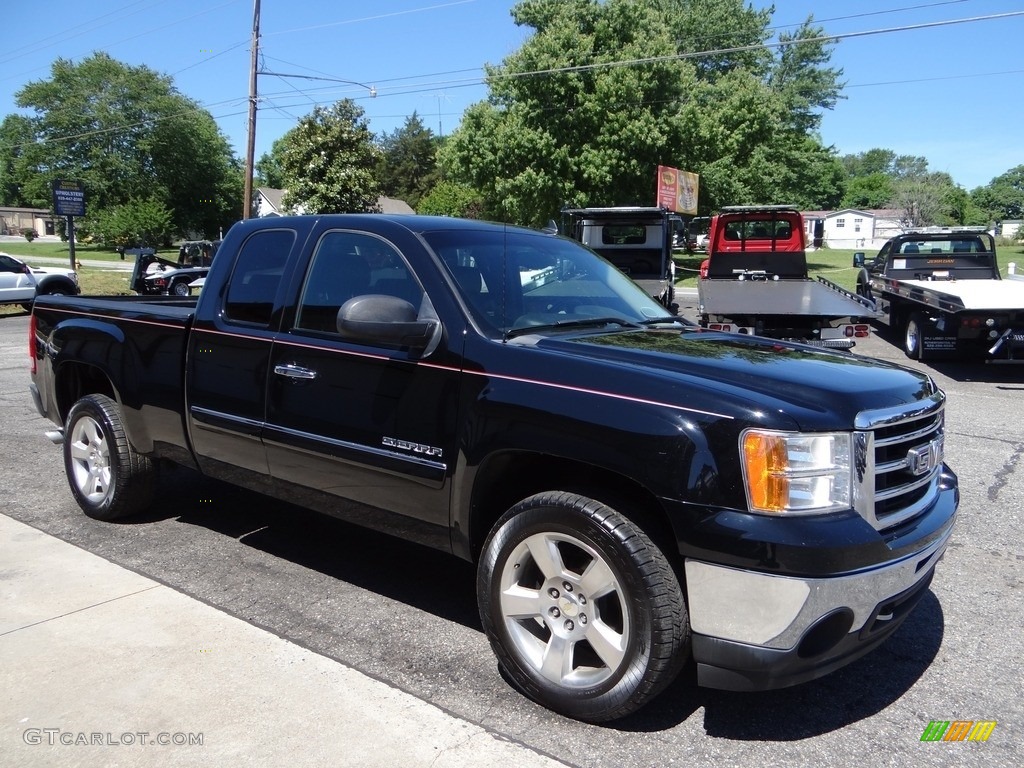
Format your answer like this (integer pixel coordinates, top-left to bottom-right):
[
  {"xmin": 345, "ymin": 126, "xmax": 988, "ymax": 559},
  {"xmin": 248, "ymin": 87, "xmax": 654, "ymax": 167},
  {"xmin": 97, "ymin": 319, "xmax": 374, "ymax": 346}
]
[{"xmin": 853, "ymin": 390, "xmax": 946, "ymax": 531}]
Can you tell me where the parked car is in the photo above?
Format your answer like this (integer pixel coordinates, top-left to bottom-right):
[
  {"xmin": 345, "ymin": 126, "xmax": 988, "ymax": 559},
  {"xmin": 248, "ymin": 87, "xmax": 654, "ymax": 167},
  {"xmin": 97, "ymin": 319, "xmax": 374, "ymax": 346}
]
[
  {"xmin": 139, "ymin": 265, "xmax": 211, "ymax": 296},
  {"xmin": 0, "ymin": 252, "xmax": 80, "ymax": 309}
]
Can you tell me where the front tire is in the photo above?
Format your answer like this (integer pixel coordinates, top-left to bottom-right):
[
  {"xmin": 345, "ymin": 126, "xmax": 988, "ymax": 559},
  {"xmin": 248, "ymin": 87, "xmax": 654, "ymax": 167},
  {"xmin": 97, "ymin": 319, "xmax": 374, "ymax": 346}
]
[
  {"xmin": 63, "ymin": 394, "xmax": 156, "ymax": 520},
  {"xmin": 855, "ymin": 268, "xmax": 873, "ymax": 302},
  {"xmin": 477, "ymin": 491, "xmax": 688, "ymax": 722},
  {"xmin": 171, "ymin": 279, "xmax": 191, "ymax": 297}
]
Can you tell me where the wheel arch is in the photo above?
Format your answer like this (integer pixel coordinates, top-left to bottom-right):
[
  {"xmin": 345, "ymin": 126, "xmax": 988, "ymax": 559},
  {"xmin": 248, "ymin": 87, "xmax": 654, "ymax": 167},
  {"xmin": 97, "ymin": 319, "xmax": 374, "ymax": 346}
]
[
  {"xmin": 38, "ymin": 275, "xmax": 78, "ymax": 295},
  {"xmin": 457, "ymin": 450, "xmax": 678, "ymax": 569},
  {"xmin": 53, "ymin": 360, "xmax": 118, "ymax": 426}
]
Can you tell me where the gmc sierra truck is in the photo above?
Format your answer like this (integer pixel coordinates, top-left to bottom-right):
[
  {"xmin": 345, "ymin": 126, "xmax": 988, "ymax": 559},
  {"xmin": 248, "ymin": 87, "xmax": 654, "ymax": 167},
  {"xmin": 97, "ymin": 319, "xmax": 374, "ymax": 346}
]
[
  {"xmin": 29, "ymin": 214, "xmax": 958, "ymax": 722},
  {"xmin": 854, "ymin": 229, "xmax": 1024, "ymax": 362},
  {"xmin": 698, "ymin": 206, "xmax": 877, "ymax": 347}
]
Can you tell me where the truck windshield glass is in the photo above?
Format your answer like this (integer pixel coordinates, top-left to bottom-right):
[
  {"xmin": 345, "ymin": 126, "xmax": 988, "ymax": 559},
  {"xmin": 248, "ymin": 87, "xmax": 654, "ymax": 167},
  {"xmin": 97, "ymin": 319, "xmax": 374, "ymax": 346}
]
[{"xmin": 422, "ymin": 229, "xmax": 671, "ymax": 335}]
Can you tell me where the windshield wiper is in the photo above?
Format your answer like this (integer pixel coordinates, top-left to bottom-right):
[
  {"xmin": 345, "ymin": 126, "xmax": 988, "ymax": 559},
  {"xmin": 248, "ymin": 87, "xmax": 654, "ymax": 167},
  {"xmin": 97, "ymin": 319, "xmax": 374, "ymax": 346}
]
[
  {"xmin": 638, "ymin": 316, "xmax": 696, "ymax": 327},
  {"xmin": 506, "ymin": 317, "xmax": 643, "ymax": 338}
]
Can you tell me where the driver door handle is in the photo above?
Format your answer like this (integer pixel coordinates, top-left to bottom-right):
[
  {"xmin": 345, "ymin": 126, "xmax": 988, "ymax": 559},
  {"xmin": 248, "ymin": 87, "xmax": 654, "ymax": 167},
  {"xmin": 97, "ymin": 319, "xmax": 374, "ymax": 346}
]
[{"xmin": 273, "ymin": 363, "xmax": 317, "ymax": 381}]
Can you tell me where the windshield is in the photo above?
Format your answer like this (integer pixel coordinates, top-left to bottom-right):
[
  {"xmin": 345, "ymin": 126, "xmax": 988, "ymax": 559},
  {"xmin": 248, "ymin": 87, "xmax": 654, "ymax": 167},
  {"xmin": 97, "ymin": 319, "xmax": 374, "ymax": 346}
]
[{"xmin": 421, "ymin": 228, "xmax": 673, "ymax": 336}]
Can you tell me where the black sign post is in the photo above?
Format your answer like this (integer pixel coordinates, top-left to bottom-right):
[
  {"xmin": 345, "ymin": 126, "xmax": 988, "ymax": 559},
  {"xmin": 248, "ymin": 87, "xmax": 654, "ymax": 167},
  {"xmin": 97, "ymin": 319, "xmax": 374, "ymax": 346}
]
[{"xmin": 52, "ymin": 179, "xmax": 86, "ymax": 272}]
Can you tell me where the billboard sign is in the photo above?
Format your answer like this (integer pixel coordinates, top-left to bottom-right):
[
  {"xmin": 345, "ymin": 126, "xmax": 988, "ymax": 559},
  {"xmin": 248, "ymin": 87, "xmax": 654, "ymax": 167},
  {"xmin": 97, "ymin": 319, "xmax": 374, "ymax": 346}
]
[
  {"xmin": 52, "ymin": 179, "xmax": 86, "ymax": 217},
  {"xmin": 656, "ymin": 165, "xmax": 699, "ymax": 215}
]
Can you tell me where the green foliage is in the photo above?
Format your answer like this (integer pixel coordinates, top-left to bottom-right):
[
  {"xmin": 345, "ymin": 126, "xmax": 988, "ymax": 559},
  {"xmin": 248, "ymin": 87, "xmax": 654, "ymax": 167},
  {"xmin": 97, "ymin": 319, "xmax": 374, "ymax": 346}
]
[
  {"xmin": 840, "ymin": 149, "xmax": 929, "ymax": 180},
  {"xmin": 5, "ymin": 53, "xmax": 240, "ymax": 239},
  {"xmin": 21, "ymin": 227, "xmax": 36, "ymax": 241},
  {"xmin": 0, "ymin": 115, "xmax": 35, "ymax": 206},
  {"xmin": 971, "ymin": 165, "xmax": 1024, "ymax": 222},
  {"xmin": 376, "ymin": 113, "xmax": 440, "ymax": 209},
  {"xmin": 768, "ymin": 17, "xmax": 844, "ymax": 133},
  {"xmin": 439, "ymin": 0, "xmax": 845, "ymax": 225},
  {"xmin": 840, "ymin": 173, "xmax": 893, "ymax": 210},
  {"xmin": 255, "ymin": 136, "xmax": 288, "ymax": 190},
  {"xmin": 278, "ymin": 99, "xmax": 381, "ymax": 214},
  {"xmin": 89, "ymin": 198, "xmax": 174, "ymax": 247},
  {"xmin": 417, "ymin": 181, "xmax": 485, "ymax": 218}
]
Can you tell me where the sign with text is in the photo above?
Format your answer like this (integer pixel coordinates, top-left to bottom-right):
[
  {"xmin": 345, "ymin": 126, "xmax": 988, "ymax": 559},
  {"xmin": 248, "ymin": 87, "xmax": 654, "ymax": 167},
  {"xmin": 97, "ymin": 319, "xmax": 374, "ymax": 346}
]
[
  {"xmin": 52, "ymin": 179, "xmax": 86, "ymax": 217},
  {"xmin": 655, "ymin": 165, "xmax": 699, "ymax": 215}
]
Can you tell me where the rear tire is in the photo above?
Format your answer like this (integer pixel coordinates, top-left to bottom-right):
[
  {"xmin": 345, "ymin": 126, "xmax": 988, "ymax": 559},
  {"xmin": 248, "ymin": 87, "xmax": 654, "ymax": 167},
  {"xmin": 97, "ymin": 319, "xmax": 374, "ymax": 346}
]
[
  {"xmin": 477, "ymin": 491, "xmax": 689, "ymax": 722},
  {"xmin": 903, "ymin": 312, "xmax": 928, "ymax": 360},
  {"xmin": 63, "ymin": 394, "xmax": 156, "ymax": 520},
  {"xmin": 171, "ymin": 279, "xmax": 191, "ymax": 297}
]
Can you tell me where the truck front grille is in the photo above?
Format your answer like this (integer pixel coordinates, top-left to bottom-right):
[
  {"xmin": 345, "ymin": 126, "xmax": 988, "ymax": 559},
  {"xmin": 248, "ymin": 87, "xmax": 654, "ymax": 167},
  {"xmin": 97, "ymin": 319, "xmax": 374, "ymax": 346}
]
[{"xmin": 853, "ymin": 391, "xmax": 946, "ymax": 531}]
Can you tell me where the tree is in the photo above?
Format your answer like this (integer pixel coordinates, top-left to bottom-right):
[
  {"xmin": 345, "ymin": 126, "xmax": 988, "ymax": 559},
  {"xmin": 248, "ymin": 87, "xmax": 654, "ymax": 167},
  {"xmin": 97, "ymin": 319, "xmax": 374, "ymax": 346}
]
[
  {"xmin": 840, "ymin": 149, "xmax": 930, "ymax": 180},
  {"xmin": 89, "ymin": 198, "xmax": 175, "ymax": 247},
  {"xmin": 277, "ymin": 99, "xmax": 381, "ymax": 214},
  {"xmin": 0, "ymin": 114, "xmax": 35, "ymax": 206},
  {"xmin": 971, "ymin": 165, "xmax": 1024, "ymax": 223},
  {"xmin": 417, "ymin": 181, "xmax": 485, "ymax": 218},
  {"xmin": 768, "ymin": 17, "xmax": 844, "ymax": 133},
  {"xmin": 376, "ymin": 113, "xmax": 440, "ymax": 209},
  {"xmin": 255, "ymin": 136, "xmax": 288, "ymax": 190},
  {"xmin": 841, "ymin": 173, "xmax": 893, "ymax": 210},
  {"xmin": 9, "ymin": 53, "xmax": 240, "ymax": 240},
  {"xmin": 889, "ymin": 173, "xmax": 959, "ymax": 228},
  {"xmin": 439, "ymin": 0, "xmax": 845, "ymax": 225}
]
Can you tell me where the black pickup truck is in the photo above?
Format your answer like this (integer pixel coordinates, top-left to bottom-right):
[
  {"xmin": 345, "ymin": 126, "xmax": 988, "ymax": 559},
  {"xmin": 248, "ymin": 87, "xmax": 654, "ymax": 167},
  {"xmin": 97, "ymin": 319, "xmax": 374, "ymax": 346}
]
[
  {"xmin": 29, "ymin": 214, "xmax": 958, "ymax": 722},
  {"xmin": 854, "ymin": 229, "xmax": 1024, "ymax": 361}
]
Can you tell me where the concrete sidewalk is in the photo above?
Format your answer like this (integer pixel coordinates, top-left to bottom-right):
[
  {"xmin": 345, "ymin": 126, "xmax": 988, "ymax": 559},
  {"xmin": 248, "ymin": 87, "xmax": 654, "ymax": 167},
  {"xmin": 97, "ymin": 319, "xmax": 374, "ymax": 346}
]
[{"xmin": 0, "ymin": 514, "xmax": 566, "ymax": 768}]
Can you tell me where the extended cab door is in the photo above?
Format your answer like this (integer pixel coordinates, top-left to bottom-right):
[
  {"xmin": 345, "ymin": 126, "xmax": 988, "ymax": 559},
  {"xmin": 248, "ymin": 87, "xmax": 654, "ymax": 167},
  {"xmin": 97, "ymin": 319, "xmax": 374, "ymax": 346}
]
[
  {"xmin": 262, "ymin": 227, "xmax": 461, "ymax": 546},
  {"xmin": 186, "ymin": 225, "xmax": 299, "ymax": 482}
]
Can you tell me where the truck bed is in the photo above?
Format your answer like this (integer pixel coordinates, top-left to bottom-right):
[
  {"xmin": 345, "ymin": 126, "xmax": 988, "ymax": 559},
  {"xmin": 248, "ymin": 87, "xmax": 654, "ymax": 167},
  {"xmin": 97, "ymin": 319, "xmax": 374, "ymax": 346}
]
[
  {"xmin": 891, "ymin": 279, "xmax": 1024, "ymax": 311},
  {"xmin": 699, "ymin": 278, "xmax": 874, "ymax": 319}
]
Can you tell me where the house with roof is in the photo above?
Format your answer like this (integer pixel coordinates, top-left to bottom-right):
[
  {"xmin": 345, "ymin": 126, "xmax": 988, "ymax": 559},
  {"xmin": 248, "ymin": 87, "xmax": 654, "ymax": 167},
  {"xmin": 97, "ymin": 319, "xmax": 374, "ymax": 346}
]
[
  {"xmin": 255, "ymin": 188, "xmax": 413, "ymax": 217},
  {"xmin": 801, "ymin": 208, "xmax": 905, "ymax": 250}
]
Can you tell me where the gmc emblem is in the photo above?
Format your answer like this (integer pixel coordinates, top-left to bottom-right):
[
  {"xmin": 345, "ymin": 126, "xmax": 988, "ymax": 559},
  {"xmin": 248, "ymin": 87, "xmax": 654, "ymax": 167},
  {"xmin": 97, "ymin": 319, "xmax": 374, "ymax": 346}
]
[{"xmin": 907, "ymin": 436, "xmax": 943, "ymax": 477}]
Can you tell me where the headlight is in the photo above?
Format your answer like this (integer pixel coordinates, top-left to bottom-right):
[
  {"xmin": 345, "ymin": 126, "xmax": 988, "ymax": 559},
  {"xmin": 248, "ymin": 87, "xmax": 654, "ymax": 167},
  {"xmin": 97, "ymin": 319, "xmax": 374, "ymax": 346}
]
[{"xmin": 740, "ymin": 430, "xmax": 852, "ymax": 515}]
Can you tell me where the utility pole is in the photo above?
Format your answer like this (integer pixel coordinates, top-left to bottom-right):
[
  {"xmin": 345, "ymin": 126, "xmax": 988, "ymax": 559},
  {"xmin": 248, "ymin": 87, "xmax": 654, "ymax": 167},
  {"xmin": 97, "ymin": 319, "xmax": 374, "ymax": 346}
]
[{"xmin": 242, "ymin": 0, "xmax": 261, "ymax": 220}]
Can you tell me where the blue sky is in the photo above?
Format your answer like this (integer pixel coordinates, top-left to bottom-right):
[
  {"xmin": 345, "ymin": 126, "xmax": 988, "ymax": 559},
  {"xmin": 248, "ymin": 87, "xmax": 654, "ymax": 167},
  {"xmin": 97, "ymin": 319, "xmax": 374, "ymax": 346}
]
[{"xmin": 2, "ymin": 0, "xmax": 1022, "ymax": 193}]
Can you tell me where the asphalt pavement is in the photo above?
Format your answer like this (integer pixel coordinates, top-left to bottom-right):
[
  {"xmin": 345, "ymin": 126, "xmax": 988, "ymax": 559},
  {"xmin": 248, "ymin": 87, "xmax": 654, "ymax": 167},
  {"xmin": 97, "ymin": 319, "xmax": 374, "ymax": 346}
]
[
  {"xmin": 0, "ymin": 514, "xmax": 566, "ymax": 767},
  {"xmin": 1, "ymin": 296, "xmax": 1020, "ymax": 768}
]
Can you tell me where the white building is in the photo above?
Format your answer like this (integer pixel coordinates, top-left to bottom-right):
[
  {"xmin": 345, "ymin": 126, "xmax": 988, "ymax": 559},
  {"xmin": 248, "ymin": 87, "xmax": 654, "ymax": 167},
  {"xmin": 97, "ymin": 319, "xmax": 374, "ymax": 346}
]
[{"xmin": 801, "ymin": 208, "xmax": 905, "ymax": 250}]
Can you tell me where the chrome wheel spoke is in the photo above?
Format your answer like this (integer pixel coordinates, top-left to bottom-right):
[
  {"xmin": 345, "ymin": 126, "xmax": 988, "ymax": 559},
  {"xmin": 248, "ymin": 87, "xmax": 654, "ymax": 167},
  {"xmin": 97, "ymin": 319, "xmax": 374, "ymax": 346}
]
[
  {"xmin": 579, "ymin": 557, "xmax": 618, "ymax": 601},
  {"xmin": 540, "ymin": 633, "xmax": 573, "ymax": 682},
  {"xmin": 499, "ymin": 584, "xmax": 543, "ymax": 620},
  {"xmin": 524, "ymin": 534, "xmax": 565, "ymax": 580},
  {"xmin": 584, "ymin": 619, "xmax": 627, "ymax": 670}
]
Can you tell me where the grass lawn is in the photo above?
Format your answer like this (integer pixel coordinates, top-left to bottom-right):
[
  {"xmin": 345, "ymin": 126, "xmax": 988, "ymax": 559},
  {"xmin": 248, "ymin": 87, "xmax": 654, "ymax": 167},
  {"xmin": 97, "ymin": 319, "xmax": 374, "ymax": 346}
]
[{"xmin": 0, "ymin": 239, "xmax": 130, "ymax": 263}]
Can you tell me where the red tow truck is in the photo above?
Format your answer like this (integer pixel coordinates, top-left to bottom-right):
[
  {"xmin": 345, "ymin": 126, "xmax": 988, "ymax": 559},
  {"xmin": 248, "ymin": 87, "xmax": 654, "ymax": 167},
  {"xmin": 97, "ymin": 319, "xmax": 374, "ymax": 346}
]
[{"xmin": 698, "ymin": 206, "xmax": 877, "ymax": 348}]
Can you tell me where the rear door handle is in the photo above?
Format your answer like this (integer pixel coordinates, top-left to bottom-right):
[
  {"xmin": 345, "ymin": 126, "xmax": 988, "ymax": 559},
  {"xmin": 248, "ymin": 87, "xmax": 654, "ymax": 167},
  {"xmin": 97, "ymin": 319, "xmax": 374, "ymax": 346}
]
[{"xmin": 273, "ymin": 363, "xmax": 317, "ymax": 381}]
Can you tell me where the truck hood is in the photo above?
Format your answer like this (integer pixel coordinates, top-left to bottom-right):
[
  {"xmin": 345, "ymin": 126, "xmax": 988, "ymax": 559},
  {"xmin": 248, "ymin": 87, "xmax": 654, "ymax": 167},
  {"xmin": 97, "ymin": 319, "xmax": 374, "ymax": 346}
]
[
  {"xmin": 534, "ymin": 328, "xmax": 937, "ymax": 431},
  {"xmin": 30, "ymin": 265, "xmax": 77, "ymax": 278}
]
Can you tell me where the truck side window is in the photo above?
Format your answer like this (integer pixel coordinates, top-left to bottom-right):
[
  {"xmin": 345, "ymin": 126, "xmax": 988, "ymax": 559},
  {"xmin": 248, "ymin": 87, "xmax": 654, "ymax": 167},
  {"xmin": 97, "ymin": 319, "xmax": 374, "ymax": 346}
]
[
  {"xmin": 224, "ymin": 229, "xmax": 295, "ymax": 326},
  {"xmin": 296, "ymin": 232, "xmax": 374, "ymax": 333},
  {"xmin": 295, "ymin": 232, "xmax": 422, "ymax": 335}
]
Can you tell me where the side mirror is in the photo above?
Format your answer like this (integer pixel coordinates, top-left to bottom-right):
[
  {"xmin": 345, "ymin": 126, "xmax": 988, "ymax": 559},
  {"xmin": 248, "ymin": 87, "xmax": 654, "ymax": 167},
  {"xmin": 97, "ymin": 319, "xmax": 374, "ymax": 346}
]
[
  {"xmin": 336, "ymin": 294, "xmax": 437, "ymax": 352},
  {"xmin": 852, "ymin": 252, "xmax": 866, "ymax": 267}
]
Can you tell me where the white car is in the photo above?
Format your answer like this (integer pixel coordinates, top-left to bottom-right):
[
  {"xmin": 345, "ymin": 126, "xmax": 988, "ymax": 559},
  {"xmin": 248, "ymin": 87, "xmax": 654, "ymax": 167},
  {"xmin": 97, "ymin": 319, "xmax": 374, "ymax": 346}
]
[{"xmin": 0, "ymin": 252, "xmax": 81, "ymax": 309}]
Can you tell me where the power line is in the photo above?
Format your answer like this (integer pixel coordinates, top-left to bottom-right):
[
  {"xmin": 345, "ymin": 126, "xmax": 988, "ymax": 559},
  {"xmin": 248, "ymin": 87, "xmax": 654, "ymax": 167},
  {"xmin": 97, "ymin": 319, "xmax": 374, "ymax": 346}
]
[
  {"xmin": 264, "ymin": 0, "xmax": 477, "ymax": 37},
  {"xmin": 9, "ymin": 9, "xmax": 1024, "ymax": 151}
]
